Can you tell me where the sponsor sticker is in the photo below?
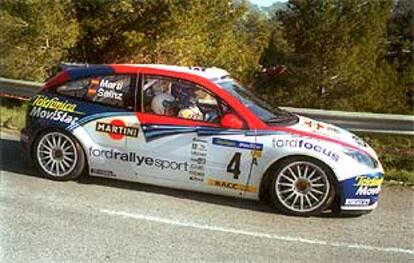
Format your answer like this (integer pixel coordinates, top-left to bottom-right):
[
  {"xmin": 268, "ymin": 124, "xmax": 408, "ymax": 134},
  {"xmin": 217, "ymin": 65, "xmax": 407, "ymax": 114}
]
[
  {"xmin": 29, "ymin": 95, "xmax": 83, "ymax": 125},
  {"xmin": 354, "ymin": 175, "xmax": 383, "ymax": 187},
  {"xmin": 88, "ymin": 147, "xmax": 188, "ymax": 171},
  {"xmin": 91, "ymin": 168, "xmax": 116, "ymax": 177},
  {"xmin": 212, "ymin": 138, "xmax": 263, "ymax": 151},
  {"xmin": 96, "ymin": 120, "xmax": 139, "ymax": 140},
  {"xmin": 191, "ymin": 151, "xmax": 207, "ymax": 157},
  {"xmin": 192, "ymin": 137, "xmax": 208, "ymax": 143},
  {"xmin": 96, "ymin": 79, "xmax": 124, "ymax": 100},
  {"xmin": 354, "ymin": 175, "xmax": 383, "ymax": 196},
  {"xmin": 192, "ymin": 143, "xmax": 207, "ymax": 151},
  {"xmin": 303, "ymin": 120, "xmax": 340, "ymax": 134},
  {"xmin": 208, "ymin": 179, "xmax": 256, "ymax": 193},
  {"xmin": 31, "ymin": 95, "xmax": 82, "ymax": 114},
  {"xmin": 189, "ymin": 137, "xmax": 208, "ymax": 182},
  {"xmin": 191, "ymin": 158, "xmax": 206, "ymax": 165},
  {"xmin": 251, "ymin": 150, "xmax": 262, "ymax": 165},
  {"xmin": 190, "ymin": 170, "xmax": 205, "ymax": 177},
  {"xmin": 352, "ymin": 135, "xmax": 368, "ymax": 147},
  {"xmin": 190, "ymin": 164, "xmax": 205, "ymax": 170},
  {"xmin": 272, "ymin": 138, "xmax": 340, "ymax": 162},
  {"xmin": 355, "ymin": 186, "xmax": 381, "ymax": 196},
  {"xmin": 189, "ymin": 176, "xmax": 204, "ymax": 182},
  {"xmin": 345, "ymin": 198, "xmax": 370, "ymax": 206}
]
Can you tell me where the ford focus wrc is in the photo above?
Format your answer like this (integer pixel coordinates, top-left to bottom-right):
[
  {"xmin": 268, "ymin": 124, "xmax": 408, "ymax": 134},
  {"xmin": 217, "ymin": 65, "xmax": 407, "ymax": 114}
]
[{"xmin": 21, "ymin": 64, "xmax": 384, "ymax": 216}]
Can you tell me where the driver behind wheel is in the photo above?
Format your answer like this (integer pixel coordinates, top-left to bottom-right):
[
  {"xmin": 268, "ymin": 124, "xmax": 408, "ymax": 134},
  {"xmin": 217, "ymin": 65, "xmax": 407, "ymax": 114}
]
[{"xmin": 172, "ymin": 85, "xmax": 203, "ymax": 121}]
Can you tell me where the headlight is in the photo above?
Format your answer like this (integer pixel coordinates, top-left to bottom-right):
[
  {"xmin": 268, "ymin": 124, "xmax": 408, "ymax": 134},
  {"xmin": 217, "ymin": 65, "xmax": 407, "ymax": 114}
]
[{"xmin": 344, "ymin": 149, "xmax": 378, "ymax": 169}]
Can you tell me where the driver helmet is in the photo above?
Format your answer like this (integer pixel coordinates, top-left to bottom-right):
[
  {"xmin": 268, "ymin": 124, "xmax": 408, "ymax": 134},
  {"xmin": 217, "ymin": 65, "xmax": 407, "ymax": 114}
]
[
  {"xmin": 171, "ymin": 84, "xmax": 197, "ymax": 108},
  {"xmin": 151, "ymin": 93, "xmax": 176, "ymax": 116}
]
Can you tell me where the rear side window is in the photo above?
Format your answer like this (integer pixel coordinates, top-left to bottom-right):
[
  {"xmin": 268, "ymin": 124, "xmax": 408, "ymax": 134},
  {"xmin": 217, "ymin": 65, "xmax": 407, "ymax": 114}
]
[{"xmin": 56, "ymin": 75, "xmax": 136, "ymax": 110}]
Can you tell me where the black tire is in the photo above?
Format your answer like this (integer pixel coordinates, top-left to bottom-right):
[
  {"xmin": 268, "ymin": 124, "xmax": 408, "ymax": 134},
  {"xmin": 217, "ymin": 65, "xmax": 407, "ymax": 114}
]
[
  {"xmin": 268, "ymin": 156, "xmax": 336, "ymax": 216},
  {"xmin": 33, "ymin": 130, "xmax": 85, "ymax": 181}
]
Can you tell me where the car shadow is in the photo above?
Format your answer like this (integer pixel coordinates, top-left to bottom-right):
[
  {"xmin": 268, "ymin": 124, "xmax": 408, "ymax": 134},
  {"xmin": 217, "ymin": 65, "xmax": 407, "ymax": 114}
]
[
  {"xmin": 1, "ymin": 136, "xmax": 348, "ymax": 218},
  {"xmin": 0, "ymin": 136, "xmax": 38, "ymax": 177},
  {"xmin": 0, "ymin": 136, "xmax": 277, "ymax": 214}
]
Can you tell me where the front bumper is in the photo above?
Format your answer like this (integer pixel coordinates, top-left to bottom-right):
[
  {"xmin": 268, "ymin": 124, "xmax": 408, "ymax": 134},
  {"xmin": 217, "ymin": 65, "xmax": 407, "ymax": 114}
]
[{"xmin": 339, "ymin": 172, "xmax": 384, "ymax": 212}]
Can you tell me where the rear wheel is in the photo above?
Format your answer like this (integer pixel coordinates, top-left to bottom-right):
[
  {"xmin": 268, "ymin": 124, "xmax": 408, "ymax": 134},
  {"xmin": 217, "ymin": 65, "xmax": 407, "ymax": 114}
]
[
  {"xmin": 34, "ymin": 131, "xmax": 85, "ymax": 181},
  {"xmin": 269, "ymin": 156, "xmax": 336, "ymax": 216}
]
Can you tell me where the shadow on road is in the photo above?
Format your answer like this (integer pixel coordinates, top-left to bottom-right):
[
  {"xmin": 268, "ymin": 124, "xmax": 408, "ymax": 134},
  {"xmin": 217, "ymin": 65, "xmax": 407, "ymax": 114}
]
[
  {"xmin": 0, "ymin": 137, "xmax": 37, "ymax": 177},
  {"xmin": 0, "ymin": 136, "xmax": 278, "ymax": 214},
  {"xmin": 77, "ymin": 175, "xmax": 278, "ymax": 214},
  {"xmin": 1, "ymin": 136, "xmax": 346, "ymax": 217}
]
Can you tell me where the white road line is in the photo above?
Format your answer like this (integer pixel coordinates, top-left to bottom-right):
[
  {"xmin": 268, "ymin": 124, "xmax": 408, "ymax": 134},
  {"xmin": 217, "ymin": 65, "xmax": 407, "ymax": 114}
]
[{"xmin": 100, "ymin": 209, "xmax": 414, "ymax": 256}]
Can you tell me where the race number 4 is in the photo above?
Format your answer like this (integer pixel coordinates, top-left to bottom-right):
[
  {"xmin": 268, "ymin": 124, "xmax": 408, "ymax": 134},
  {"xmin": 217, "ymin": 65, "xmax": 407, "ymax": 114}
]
[{"xmin": 227, "ymin": 152, "xmax": 241, "ymax": 179}]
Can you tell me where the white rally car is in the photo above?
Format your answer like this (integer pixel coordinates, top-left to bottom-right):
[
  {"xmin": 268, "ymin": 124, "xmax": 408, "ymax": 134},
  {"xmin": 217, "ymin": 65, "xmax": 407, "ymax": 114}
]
[{"xmin": 21, "ymin": 64, "xmax": 384, "ymax": 216}]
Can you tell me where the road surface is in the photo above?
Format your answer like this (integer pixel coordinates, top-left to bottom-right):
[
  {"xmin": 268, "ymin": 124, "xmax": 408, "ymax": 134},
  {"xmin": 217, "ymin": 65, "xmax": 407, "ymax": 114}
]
[{"xmin": 1, "ymin": 131, "xmax": 413, "ymax": 262}]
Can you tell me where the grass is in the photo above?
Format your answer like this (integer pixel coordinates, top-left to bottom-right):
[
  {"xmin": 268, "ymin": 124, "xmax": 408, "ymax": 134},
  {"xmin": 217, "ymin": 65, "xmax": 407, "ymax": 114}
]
[
  {"xmin": 0, "ymin": 98, "xmax": 412, "ymax": 185},
  {"xmin": 0, "ymin": 99, "xmax": 27, "ymax": 130},
  {"xmin": 359, "ymin": 133, "xmax": 414, "ymax": 185}
]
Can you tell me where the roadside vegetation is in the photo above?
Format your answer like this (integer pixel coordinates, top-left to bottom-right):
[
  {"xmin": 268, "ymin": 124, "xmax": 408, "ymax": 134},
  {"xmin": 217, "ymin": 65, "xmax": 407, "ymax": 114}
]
[
  {"xmin": 0, "ymin": 1, "xmax": 412, "ymax": 184},
  {"xmin": 360, "ymin": 133, "xmax": 414, "ymax": 185},
  {"xmin": 0, "ymin": 99, "xmax": 27, "ymax": 130},
  {"xmin": 0, "ymin": 0, "xmax": 412, "ymax": 114}
]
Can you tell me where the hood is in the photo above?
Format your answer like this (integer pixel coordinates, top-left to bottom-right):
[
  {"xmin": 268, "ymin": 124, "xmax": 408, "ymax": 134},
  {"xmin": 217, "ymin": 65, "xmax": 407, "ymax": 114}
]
[{"xmin": 289, "ymin": 115, "xmax": 377, "ymax": 157}]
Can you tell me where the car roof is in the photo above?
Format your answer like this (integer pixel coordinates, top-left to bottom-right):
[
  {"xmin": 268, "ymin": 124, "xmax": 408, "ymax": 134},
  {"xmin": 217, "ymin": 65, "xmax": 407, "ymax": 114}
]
[
  {"xmin": 122, "ymin": 64, "xmax": 231, "ymax": 82},
  {"xmin": 60, "ymin": 63, "xmax": 231, "ymax": 82}
]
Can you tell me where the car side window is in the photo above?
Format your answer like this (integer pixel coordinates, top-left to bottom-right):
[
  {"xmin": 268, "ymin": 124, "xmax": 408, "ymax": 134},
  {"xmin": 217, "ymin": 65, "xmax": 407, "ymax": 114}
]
[
  {"xmin": 142, "ymin": 75, "xmax": 223, "ymax": 123},
  {"xmin": 56, "ymin": 75, "xmax": 136, "ymax": 111}
]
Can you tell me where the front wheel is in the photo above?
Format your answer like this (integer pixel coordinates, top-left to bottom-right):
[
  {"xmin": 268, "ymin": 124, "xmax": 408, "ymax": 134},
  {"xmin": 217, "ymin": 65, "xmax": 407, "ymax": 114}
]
[
  {"xmin": 269, "ymin": 156, "xmax": 336, "ymax": 216},
  {"xmin": 33, "ymin": 131, "xmax": 85, "ymax": 181}
]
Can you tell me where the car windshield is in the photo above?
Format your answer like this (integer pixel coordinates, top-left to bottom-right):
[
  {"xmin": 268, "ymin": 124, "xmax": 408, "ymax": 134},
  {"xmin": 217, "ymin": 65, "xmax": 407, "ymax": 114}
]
[{"xmin": 217, "ymin": 80, "xmax": 298, "ymax": 124}]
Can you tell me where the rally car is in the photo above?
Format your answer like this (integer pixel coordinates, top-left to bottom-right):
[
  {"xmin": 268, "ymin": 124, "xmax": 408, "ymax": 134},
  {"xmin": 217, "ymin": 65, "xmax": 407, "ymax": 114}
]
[{"xmin": 21, "ymin": 64, "xmax": 384, "ymax": 216}]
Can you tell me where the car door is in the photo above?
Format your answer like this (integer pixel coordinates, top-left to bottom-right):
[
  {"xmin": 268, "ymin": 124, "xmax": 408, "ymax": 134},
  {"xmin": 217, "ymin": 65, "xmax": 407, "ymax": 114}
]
[
  {"xmin": 125, "ymin": 74, "xmax": 259, "ymax": 197},
  {"xmin": 125, "ymin": 75, "xmax": 209, "ymax": 186},
  {"xmin": 59, "ymin": 73, "xmax": 140, "ymax": 179}
]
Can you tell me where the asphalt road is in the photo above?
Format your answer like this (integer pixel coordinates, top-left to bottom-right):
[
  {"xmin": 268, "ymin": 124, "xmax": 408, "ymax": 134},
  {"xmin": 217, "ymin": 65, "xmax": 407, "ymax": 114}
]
[{"xmin": 1, "ymin": 131, "xmax": 413, "ymax": 262}]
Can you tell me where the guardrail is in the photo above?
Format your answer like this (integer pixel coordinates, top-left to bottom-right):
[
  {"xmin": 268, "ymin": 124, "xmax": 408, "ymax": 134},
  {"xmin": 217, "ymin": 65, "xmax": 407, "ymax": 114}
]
[
  {"xmin": 0, "ymin": 77, "xmax": 42, "ymax": 101},
  {"xmin": 1, "ymin": 77, "xmax": 413, "ymax": 135}
]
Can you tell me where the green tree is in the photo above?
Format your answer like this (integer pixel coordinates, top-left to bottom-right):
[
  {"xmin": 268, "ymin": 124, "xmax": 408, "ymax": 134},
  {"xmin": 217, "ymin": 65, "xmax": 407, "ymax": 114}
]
[
  {"xmin": 386, "ymin": 0, "xmax": 414, "ymax": 113},
  {"xmin": 70, "ymin": 0, "xmax": 269, "ymax": 83},
  {"xmin": 0, "ymin": 0, "xmax": 79, "ymax": 81},
  {"xmin": 259, "ymin": 0, "xmax": 406, "ymax": 113}
]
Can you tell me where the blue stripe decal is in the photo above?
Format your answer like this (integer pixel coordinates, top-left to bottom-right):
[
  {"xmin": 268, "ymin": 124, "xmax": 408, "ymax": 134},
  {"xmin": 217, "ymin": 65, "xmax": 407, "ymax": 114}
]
[
  {"xmin": 212, "ymin": 138, "xmax": 263, "ymax": 151},
  {"xmin": 255, "ymin": 130, "xmax": 286, "ymax": 136},
  {"xmin": 67, "ymin": 112, "xmax": 134, "ymax": 131},
  {"xmin": 67, "ymin": 66, "xmax": 114, "ymax": 80}
]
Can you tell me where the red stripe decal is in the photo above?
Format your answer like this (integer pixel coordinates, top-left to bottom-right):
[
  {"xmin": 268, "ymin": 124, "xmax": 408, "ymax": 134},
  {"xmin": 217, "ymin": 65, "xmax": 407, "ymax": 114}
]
[{"xmin": 136, "ymin": 112, "xmax": 220, "ymax": 127}]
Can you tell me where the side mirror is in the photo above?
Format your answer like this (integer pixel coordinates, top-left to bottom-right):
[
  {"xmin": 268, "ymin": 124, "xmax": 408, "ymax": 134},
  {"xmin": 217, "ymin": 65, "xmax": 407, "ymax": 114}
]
[{"xmin": 220, "ymin": 113, "xmax": 244, "ymax": 129}]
